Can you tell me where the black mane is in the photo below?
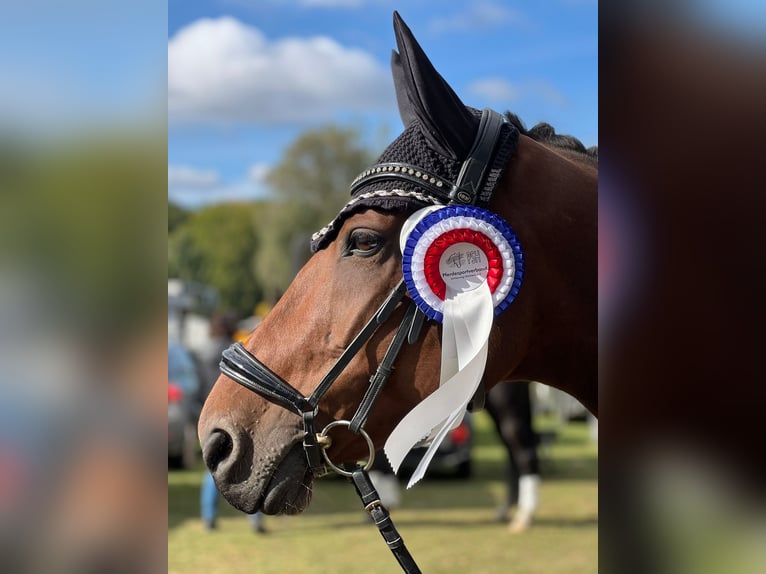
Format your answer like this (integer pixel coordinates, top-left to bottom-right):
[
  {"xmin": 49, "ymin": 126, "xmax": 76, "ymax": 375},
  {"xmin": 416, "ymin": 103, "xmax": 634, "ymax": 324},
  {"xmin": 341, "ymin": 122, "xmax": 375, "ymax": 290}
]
[{"xmin": 504, "ymin": 112, "xmax": 598, "ymax": 160}]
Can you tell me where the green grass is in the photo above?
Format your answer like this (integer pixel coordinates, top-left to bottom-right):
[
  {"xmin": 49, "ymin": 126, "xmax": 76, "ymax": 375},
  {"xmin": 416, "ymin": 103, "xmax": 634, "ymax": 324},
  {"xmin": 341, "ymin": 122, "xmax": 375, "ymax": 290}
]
[{"xmin": 169, "ymin": 412, "xmax": 597, "ymax": 573}]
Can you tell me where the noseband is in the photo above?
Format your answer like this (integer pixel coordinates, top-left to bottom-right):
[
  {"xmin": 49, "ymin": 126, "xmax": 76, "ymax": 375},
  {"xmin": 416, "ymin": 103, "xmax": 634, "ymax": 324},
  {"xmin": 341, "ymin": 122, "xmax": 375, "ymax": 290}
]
[{"xmin": 219, "ymin": 109, "xmax": 511, "ymax": 574}]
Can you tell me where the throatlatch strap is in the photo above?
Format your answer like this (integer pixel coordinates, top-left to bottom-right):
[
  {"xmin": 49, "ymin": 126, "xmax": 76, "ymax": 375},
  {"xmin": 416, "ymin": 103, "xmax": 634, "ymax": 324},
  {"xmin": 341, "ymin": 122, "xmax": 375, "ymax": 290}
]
[{"xmin": 351, "ymin": 469, "xmax": 422, "ymax": 574}]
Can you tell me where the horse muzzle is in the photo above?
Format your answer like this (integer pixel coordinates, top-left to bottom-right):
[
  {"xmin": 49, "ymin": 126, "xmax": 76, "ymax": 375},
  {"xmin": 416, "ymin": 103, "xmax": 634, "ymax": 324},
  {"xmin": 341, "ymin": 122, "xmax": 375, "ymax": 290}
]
[{"xmin": 199, "ymin": 415, "xmax": 313, "ymax": 515}]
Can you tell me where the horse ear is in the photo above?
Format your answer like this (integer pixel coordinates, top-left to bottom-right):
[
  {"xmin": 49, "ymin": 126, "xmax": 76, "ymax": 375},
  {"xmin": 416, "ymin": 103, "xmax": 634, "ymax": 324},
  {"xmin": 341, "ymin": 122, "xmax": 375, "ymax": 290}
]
[
  {"xmin": 392, "ymin": 11, "xmax": 477, "ymax": 159},
  {"xmin": 391, "ymin": 50, "xmax": 418, "ymax": 129}
]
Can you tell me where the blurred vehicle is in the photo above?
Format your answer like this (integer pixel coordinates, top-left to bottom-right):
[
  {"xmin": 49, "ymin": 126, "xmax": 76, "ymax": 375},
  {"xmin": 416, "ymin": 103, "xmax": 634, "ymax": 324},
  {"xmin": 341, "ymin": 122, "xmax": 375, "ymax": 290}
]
[
  {"xmin": 399, "ymin": 413, "xmax": 473, "ymax": 478},
  {"xmin": 531, "ymin": 382, "xmax": 589, "ymax": 422},
  {"xmin": 168, "ymin": 342, "xmax": 202, "ymax": 469}
]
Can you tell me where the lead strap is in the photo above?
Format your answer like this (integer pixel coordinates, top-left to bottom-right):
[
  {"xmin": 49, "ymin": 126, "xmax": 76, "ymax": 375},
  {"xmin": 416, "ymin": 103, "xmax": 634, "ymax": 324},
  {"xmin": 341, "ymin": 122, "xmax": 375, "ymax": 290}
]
[{"xmin": 351, "ymin": 469, "xmax": 422, "ymax": 574}]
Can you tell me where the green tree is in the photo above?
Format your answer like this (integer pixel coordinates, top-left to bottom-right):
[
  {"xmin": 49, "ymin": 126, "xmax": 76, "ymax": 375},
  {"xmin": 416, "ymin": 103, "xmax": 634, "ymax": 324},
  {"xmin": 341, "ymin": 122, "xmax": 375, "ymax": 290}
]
[
  {"xmin": 255, "ymin": 125, "xmax": 376, "ymax": 298},
  {"xmin": 168, "ymin": 201, "xmax": 189, "ymax": 233},
  {"xmin": 0, "ymin": 133, "xmax": 166, "ymax": 340},
  {"xmin": 266, "ymin": 125, "xmax": 374, "ymax": 217},
  {"xmin": 168, "ymin": 203, "xmax": 262, "ymax": 317}
]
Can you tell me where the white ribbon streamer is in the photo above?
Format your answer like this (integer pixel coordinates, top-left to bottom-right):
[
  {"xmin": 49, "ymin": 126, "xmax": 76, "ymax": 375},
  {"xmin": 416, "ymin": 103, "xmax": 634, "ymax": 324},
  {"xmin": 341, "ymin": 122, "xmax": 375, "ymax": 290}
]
[{"xmin": 384, "ymin": 208, "xmax": 496, "ymax": 488}]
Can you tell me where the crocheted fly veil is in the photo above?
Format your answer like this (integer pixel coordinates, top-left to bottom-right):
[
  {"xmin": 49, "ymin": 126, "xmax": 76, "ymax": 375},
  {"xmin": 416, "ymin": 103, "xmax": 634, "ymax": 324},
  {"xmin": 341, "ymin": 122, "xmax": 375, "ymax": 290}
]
[{"xmin": 311, "ymin": 12, "xmax": 519, "ymax": 252}]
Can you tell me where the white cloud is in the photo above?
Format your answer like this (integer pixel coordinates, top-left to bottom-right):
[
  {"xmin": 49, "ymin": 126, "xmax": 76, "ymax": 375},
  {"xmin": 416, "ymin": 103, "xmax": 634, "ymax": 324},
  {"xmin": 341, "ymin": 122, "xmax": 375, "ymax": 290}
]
[
  {"xmin": 430, "ymin": 2, "xmax": 526, "ymax": 34},
  {"xmin": 168, "ymin": 162, "xmax": 274, "ymax": 209},
  {"xmin": 467, "ymin": 78, "xmax": 519, "ymax": 102},
  {"xmin": 221, "ymin": 0, "xmax": 369, "ymax": 7},
  {"xmin": 467, "ymin": 78, "xmax": 568, "ymax": 108},
  {"xmin": 168, "ymin": 17, "xmax": 394, "ymax": 125},
  {"xmin": 169, "ymin": 180, "xmax": 273, "ymax": 209},
  {"xmin": 299, "ymin": 0, "xmax": 365, "ymax": 7},
  {"xmin": 247, "ymin": 162, "xmax": 271, "ymax": 184},
  {"xmin": 168, "ymin": 164, "xmax": 220, "ymax": 188},
  {"xmin": 523, "ymin": 80, "xmax": 569, "ymax": 108}
]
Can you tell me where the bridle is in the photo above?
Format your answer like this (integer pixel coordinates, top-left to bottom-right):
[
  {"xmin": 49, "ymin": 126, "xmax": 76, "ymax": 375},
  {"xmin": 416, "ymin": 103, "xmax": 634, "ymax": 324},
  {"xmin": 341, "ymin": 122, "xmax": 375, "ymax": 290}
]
[
  {"xmin": 221, "ymin": 278, "xmax": 416, "ymax": 475},
  {"xmin": 219, "ymin": 109, "xmax": 510, "ymax": 573}
]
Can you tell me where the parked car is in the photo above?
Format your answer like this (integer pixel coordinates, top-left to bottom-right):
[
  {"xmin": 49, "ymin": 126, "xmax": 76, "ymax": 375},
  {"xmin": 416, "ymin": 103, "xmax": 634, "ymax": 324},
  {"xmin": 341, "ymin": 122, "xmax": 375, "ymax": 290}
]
[
  {"xmin": 168, "ymin": 342, "xmax": 202, "ymax": 469},
  {"xmin": 398, "ymin": 413, "xmax": 473, "ymax": 478}
]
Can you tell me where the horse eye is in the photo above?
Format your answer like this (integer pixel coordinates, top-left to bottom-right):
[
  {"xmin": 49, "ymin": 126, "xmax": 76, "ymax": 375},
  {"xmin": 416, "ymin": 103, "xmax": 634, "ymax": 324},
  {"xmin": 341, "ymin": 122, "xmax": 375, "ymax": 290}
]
[{"xmin": 346, "ymin": 230, "xmax": 384, "ymax": 257}]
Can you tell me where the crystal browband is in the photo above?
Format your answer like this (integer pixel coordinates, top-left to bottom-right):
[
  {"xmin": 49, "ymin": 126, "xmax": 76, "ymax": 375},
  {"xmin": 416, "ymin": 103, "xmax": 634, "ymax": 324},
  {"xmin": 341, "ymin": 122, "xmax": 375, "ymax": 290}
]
[
  {"xmin": 349, "ymin": 162, "xmax": 455, "ymax": 204},
  {"xmin": 311, "ymin": 189, "xmax": 443, "ymax": 245}
]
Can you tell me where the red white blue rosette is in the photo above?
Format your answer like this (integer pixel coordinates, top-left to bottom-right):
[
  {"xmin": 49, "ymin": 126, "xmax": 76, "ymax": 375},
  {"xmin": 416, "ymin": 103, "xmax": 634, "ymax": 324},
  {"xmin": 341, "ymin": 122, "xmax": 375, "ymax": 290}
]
[{"xmin": 401, "ymin": 205, "xmax": 524, "ymax": 323}]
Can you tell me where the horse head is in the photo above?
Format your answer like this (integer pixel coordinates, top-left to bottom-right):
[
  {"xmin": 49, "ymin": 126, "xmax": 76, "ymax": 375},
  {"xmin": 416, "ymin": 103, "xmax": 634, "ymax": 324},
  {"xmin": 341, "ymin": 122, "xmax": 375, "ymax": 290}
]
[{"xmin": 198, "ymin": 12, "xmax": 597, "ymax": 516}]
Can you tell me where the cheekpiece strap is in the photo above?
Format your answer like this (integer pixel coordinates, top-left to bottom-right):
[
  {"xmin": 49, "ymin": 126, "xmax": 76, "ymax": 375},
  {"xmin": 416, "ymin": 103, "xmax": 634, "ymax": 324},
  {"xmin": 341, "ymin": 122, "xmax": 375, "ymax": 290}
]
[{"xmin": 452, "ymin": 109, "xmax": 506, "ymax": 206}]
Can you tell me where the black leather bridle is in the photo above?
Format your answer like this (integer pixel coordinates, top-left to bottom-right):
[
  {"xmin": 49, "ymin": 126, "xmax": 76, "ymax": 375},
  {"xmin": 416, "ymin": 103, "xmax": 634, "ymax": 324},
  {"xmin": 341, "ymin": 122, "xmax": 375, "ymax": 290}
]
[
  {"xmin": 219, "ymin": 109, "xmax": 508, "ymax": 573},
  {"xmin": 221, "ymin": 278, "xmax": 416, "ymax": 475}
]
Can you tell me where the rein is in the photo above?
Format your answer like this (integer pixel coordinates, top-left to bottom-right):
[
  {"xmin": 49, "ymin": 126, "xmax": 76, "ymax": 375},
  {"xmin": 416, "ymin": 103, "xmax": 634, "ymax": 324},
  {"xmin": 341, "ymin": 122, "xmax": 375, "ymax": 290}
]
[{"xmin": 219, "ymin": 109, "xmax": 508, "ymax": 573}]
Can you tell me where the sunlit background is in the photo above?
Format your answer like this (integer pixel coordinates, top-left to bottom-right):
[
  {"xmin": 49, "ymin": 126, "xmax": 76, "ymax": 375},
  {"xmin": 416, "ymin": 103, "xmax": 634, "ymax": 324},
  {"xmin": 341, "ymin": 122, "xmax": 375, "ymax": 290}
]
[{"xmin": 167, "ymin": 3, "xmax": 600, "ymax": 573}]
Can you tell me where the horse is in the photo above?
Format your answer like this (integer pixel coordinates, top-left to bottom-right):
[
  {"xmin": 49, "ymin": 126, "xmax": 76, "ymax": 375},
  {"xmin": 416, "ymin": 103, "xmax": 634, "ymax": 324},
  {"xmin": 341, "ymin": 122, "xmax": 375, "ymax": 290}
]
[
  {"xmin": 485, "ymin": 381, "xmax": 541, "ymax": 531},
  {"xmin": 198, "ymin": 12, "xmax": 596, "ymax": 521}
]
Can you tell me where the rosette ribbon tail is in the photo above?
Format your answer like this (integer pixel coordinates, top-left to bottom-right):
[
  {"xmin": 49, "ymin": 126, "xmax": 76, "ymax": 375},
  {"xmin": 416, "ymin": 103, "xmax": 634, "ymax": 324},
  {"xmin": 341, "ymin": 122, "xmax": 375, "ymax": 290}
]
[{"xmin": 384, "ymin": 282, "xmax": 494, "ymax": 488}]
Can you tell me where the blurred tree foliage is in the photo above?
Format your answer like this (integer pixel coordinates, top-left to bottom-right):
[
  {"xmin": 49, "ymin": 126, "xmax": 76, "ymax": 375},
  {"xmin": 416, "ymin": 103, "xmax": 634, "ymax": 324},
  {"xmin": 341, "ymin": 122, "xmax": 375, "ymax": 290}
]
[
  {"xmin": 0, "ymin": 132, "xmax": 165, "ymax": 342},
  {"xmin": 265, "ymin": 125, "xmax": 374, "ymax": 217},
  {"xmin": 168, "ymin": 203, "xmax": 262, "ymax": 318},
  {"xmin": 168, "ymin": 201, "xmax": 188, "ymax": 233},
  {"xmin": 255, "ymin": 125, "xmax": 375, "ymax": 299},
  {"xmin": 168, "ymin": 124, "xmax": 377, "ymax": 313}
]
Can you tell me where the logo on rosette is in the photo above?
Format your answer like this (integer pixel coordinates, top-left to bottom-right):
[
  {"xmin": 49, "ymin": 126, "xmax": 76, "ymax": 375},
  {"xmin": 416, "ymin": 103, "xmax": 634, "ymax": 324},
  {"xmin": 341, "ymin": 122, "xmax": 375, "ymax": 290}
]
[{"xmin": 400, "ymin": 205, "xmax": 524, "ymax": 322}]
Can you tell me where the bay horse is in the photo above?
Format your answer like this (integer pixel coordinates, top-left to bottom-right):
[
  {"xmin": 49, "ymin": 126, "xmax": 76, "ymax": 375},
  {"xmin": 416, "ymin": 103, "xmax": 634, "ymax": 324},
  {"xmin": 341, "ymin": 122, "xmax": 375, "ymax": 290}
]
[{"xmin": 198, "ymin": 12, "xmax": 596, "ymax": 522}]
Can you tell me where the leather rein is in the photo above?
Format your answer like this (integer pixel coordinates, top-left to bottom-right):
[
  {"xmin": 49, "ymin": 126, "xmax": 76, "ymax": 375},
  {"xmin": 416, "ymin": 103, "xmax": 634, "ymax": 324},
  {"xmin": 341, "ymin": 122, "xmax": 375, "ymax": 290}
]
[{"xmin": 219, "ymin": 109, "xmax": 507, "ymax": 573}]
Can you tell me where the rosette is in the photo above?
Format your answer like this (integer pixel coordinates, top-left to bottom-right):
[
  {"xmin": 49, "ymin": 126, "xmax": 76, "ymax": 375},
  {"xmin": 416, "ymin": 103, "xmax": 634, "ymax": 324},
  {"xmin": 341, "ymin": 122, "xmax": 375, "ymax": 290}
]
[
  {"xmin": 385, "ymin": 206, "xmax": 524, "ymax": 487},
  {"xmin": 400, "ymin": 205, "xmax": 524, "ymax": 323}
]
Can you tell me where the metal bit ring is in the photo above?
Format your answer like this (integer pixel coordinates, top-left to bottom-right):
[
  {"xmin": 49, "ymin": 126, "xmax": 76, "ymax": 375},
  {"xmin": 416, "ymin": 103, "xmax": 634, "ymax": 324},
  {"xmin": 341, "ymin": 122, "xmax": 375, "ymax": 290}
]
[{"xmin": 317, "ymin": 420, "xmax": 376, "ymax": 477}]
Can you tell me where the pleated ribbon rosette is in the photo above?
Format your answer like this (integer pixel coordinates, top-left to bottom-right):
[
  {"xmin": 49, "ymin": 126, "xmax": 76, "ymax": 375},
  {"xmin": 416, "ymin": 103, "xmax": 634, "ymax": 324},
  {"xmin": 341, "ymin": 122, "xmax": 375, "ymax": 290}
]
[{"xmin": 384, "ymin": 205, "xmax": 524, "ymax": 487}]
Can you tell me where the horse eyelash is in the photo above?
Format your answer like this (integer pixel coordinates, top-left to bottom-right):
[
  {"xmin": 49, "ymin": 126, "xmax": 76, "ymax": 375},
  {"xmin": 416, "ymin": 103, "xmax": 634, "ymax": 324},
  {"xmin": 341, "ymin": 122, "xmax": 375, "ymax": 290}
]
[{"xmin": 343, "ymin": 230, "xmax": 384, "ymax": 257}]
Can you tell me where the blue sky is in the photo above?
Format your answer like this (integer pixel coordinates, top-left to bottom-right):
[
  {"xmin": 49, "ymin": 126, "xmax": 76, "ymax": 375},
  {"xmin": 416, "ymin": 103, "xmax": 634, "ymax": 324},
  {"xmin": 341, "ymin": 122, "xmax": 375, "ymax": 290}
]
[
  {"xmin": 168, "ymin": 1, "xmax": 599, "ymax": 208},
  {"xmin": 0, "ymin": 1, "xmax": 166, "ymax": 134}
]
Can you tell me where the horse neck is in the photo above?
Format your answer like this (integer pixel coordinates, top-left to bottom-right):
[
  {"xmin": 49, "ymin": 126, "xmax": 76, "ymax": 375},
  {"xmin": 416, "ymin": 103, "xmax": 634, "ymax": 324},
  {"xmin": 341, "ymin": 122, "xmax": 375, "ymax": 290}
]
[{"xmin": 489, "ymin": 135, "xmax": 598, "ymax": 414}]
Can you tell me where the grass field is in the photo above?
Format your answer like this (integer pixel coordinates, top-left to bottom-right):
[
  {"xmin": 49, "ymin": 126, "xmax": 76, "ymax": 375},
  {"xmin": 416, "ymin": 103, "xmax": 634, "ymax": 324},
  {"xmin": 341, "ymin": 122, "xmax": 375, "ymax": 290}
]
[{"xmin": 169, "ymin": 412, "xmax": 597, "ymax": 574}]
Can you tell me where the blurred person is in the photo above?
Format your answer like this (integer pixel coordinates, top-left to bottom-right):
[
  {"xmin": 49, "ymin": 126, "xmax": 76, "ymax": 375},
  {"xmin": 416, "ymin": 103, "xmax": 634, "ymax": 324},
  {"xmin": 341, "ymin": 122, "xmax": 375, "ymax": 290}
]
[
  {"xmin": 486, "ymin": 381, "xmax": 540, "ymax": 533},
  {"xmin": 201, "ymin": 471, "xmax": 265, "ymax": 533},
  {"xmin": 24, "ymin": 320, "xmax": 166, "ymax": 574},
  {"xmin": 194, "ymin": 310, "xmax": 241, "ymax": 393},
  {"xmin": 196, "ymin": 311, "xmax": 266, "ymax": 533}
]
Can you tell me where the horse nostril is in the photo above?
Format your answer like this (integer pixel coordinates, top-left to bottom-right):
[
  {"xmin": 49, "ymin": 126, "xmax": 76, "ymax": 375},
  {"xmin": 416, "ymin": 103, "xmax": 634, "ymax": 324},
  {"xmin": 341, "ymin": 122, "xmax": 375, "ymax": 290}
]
[{"xmin": 202, "ymin": 429, "xmax": 233, "ymax": 472}]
